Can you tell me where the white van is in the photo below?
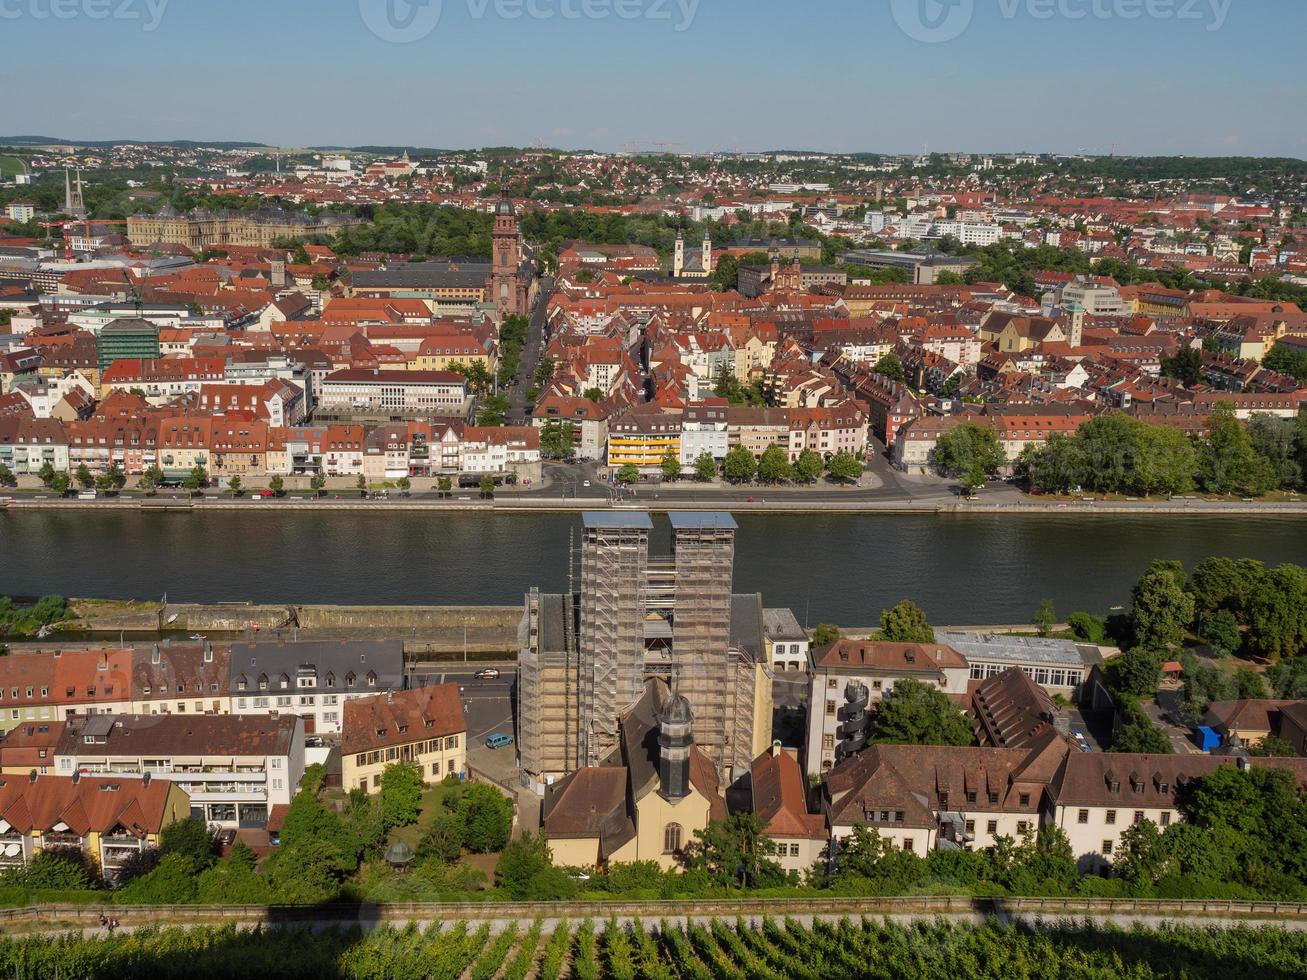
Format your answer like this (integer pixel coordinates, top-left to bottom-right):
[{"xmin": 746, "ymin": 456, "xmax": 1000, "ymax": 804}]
[{"xmin": 78, "ymin": 490, "xmax": 97, "ymax": 500}]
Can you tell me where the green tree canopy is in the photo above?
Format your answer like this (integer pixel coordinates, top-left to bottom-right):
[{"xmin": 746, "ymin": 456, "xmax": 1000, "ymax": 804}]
[
  {"xmin": 869, "ymin": 678, "xmax": 973, "ymax": 746},
  {"xmin": 879, "ymin": 600, "xmax": 934, "ymax": 643}
]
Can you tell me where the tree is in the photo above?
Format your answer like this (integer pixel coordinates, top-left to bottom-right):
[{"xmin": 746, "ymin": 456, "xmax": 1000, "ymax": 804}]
[
  {"xmin": 137, "ymin": 464, "xmax": 163, "ymax": 493},
  {"xmin": 50, "ymin": 472, "xmax": 71, "ymax": 496},
  {"xmin": 872, "ymin": 352, "xmax": 906, "ymax": 384},
  {"xmin": 37, "ymin": 461, "xmax": 55, "ymax": 488},
  {"xmin": 1105, "ymin": 648, "xmax": 1165, "ymax": 699},
  {"xmin": 583, "ymin": 387, "xmax": 604, "ymax": 403},
  {"xmin": 693, "ymin": 451, "xmax": 717, "ymax": 482},
  {"xmin": 1034, "ymin": 599, "xmax": 1056, "ymax": 638},
  {"xmin": 1131, "ymin": 562, "xmax": 1196, "ymax": 650},
  {"xmin": 810, "ymin": 624, "xmax": 841, "ymax": 647},
  {"xmin": 159, "ymin": 817, "xmax": 217, "ymax": 872},
  {"xmin": 477, "ymin": 394, "xmax": 510, "ymax": 427},
  {"xmin": 868, "ymin": 677, "xmax": 973, "ymax": 746},
  {"xmin": 184, "ymin": 464, "xmax": 209, "ymax": 495},
  {"xmin": 396, "ymin": 476, "xmax": 411, "ymax": 493},
  {"xmin": 1066, "ymin": 612, "xmax": 1107, "ymax": 644},
  {"xmin": 103, "ymin": 462, "xmax": 125, "ymax": 492},
  {"xmin": 682, "ymin": 813, "xmax": 785, "ymax": 889},
  {"xmin": 616, "ymin": 463, "xmax": 640, "ymax": 485},
  {"xmin": 355, "ymin": 474, "xmax": 367, "ymax": 496},
  {"xmin": 756, "ymin": 445, "xmax": 792, "ymax": 483},
  {"xmin": 1242, "ymin": 563, "xmax": 1307, "ymax": 661},
  {"xmin": 722, "ymin": 445, "xmax": 757, "ymax": 483},
  {"xmin": 309, "ymin": 469, "xmax": 326, "ymax": 496},
  {"xmin": 1199, "ymin": 402, "xmax": 1269, "ymax": 496},
  {"xmin": 710, "ymin": 252, "xmax": 739, "ymax": 292},
  {"xmin": 1110, "ymin": 702, "xmax": 1173, "ymax": 754},
  {"xmin": 458, "ymin": 783, "xmax": 513, "ymax": 853},
  {"xmin": 1114, "ymin": 819, "xmax": 1170, "ymax": 885},
  {"xmin": 228, "ymin": 475, "xmax": 243, "ymax": 497},
  {"xmin": 269, "ymin": 474, "xmax": 285, "ymax": 496},
  {"xmin": 879, "ymin": 600, "xmax": 934, "ymax": 643},
  {"xmin": 539, "ymin": 420, "xmax": 575, "ymax": 461},
  {"xmin": 932, "ymin": 423, "xmax": 1007, "ymax": 494},
  {"xmin": 495, "ymin": 831, "xmax": 577, "ymax": 900},
  {"xmin": 794, "ymin": 449, "xmax": 823, "ymax": 483},
  {"xmin": 826, "ymin": 451, "xmax": 863, "ymax": 482},
  {"xmin": 479, "ymin": 474, "xmax": 496, "ymax": 498},
  {"xmin": 378, "ymin": 761, "xmax": 423, "ymax": 829},
  {"xmin": 1161, "ymin": 345, "xmax": 1203, "ymax": 386},
  {"xmin": 1202, "ymin": 609, "xmax": 1242, "ymax": 656},
  {"xmin": 416, "ymin": 810, "xmax": 465, "ymax": 864},
  {"xmin": 75, "ymin": 463, "xmax": 94, "ymax": 490},
  {"xmin": 437, "ymin": 476, "xmax": 453, "ymax": 498},
  {"xmin": 1247, "ymin": 413, "xmax": 1302, "ymax": 490},
  {"xmin": 660, "ymin": 449, "xmax": 682, "ymax": 481}
]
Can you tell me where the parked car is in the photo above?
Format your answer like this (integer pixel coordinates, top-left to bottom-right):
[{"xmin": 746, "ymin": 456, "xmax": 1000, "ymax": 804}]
[
  {"xmin": 485, "ymin": 733, "xmax": 515, "ymax": 749},
  {"xmin": 474, "ymin": 667, "xmax": 500, "ymax": 681},
  {"xmin": 77, "ymin": 490, "xmax": 97, "ymax": 500},
  {"xmin": 256, "ymin": 490, "xmax": 277, "ymax": 498}
]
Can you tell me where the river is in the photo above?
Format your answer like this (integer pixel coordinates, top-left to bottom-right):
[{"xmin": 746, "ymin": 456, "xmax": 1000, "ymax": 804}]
[{"xmin": 3, "ymin": 511, "xmax": 1305, "ymax": 626}]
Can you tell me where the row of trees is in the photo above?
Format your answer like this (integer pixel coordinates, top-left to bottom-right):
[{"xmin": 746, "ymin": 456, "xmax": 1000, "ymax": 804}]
[
  {"xmin": 619, "ymin": 447, "xmax": 865, "ymax": 487},
  {"xmin": 1020, "ymin": 407, "xmax": 1307, "ymax": 497}
]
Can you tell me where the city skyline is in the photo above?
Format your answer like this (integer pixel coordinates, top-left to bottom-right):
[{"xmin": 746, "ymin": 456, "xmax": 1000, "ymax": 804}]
[{"xmin": 1, "ymin": 0, "xmax": 1303, "ymax": 156}]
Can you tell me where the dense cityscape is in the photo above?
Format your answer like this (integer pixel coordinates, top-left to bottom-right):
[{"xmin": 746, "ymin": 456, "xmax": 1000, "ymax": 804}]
[{"xmin": 2, "ymin": 2, "xmax": 1307, "ymax": 977}]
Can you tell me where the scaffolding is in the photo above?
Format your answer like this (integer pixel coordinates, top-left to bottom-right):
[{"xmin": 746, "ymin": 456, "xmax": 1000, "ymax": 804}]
[{"xmin": 518, "ymin": 512, "xmax": 764, "ymax": 791}]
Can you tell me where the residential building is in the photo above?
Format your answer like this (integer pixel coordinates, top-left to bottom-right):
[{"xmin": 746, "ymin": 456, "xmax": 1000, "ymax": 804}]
[
  {"xmin": 933, "ymin": 631, "xmax": 1105, "ymax": 700},
  {"xmin": 0, "ymin": 773, "xmax": 191, "ymax": 883},
  {"xmin": 340, "ymin": 685, "xmax": 467, "ymax": 793},
  {"xmin": 227, "ymin": 639, "xmax": 406, "ymax": 735},
  {"xmin": 748, "ymin": 743, "xmax": 826, "ymax": 873},
  {"xmin": 54, "ymin": 713, "xmax": 304, "ymax": 830},
  {"xmin": 762, "ymin": 607, "xmax": 810, "ymax": 672}
]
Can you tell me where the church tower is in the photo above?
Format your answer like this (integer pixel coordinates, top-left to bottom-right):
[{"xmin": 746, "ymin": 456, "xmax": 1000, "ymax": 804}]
[
  {"xmin": 489, "ymin": 184, "xmax": 525, "ymax": 316},
  {"xmin": 673, "ymin": 230, "xmax": 685, "ymax": 278},
  {"xmin": 657, "ymin": 693, "xmax": 694, "ymax": 802},
  {"xmin": 701, "ymin": 233, "xmax": 712, "ymax": 277}
]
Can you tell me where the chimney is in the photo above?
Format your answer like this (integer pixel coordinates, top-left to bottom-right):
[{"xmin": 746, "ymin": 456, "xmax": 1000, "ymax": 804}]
[
  {"xmin": 771, "ymin": 740, "xmax": 782, "ymax": 758},
  {"xmin": 71, "ymin": 771, "xmax": 80, "ymax": 785},
  {"xmin": 151, "ymin": 644, "xmax": 161, "ymax": 665},
  {"xmin": 27, "ymin": 770, "xmax": 37, "ymax": 784},
  {"xmin": 142, "ymin": 771, "xmax": 151, "ymax": 787}
]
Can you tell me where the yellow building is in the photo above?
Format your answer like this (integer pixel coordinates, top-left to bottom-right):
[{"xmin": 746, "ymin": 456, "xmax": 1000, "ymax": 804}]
[
  {"xmin": 0, "ymin": 773, "xmax": 190, "ymax": 883},
  {"xmin": 543, "ymin": 683, "xmax": 725, "ymax": 872},
  {"xmin": 606, "ymin": 406, "xmax": 682, "ymax": 473},
  {"xmin": 341, "ymin": 685, "xmax": 467, "ymax": 794},
  {"xmin": 127, "ymin": 209, "xmax": 358, "ymax": 250}
]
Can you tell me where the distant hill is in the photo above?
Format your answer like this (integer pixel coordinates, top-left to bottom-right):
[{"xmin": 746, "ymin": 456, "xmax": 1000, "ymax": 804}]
[{"xmin": 0, "ymin": 136, "xmax": 271, "ymax": 149}]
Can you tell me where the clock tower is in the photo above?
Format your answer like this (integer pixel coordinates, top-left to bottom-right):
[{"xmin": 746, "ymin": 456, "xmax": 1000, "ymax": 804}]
[{"xmin": 489, "ymin": 185, "xmax": 528, "ymax": 317}]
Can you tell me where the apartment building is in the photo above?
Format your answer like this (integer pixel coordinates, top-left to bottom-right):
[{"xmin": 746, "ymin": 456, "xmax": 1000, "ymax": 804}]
[
  {"xmin": 54, "ymin": 713, "xmax": 304, "ymax": 830},
  {"xmin": 227, "ymin": 639, "xmax": 406, "ymax": 735},
  {"xmin": 317, "ymin": 368, "xmax": 468, "ymax": 420},
  {"xmin": 0, "ymin": 773, "xmax": 191, "ymax": 883}
]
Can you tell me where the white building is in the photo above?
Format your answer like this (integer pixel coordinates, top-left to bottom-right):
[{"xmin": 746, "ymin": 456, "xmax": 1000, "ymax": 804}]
[{"xmin": 54, "ymin": 713, "xmax": 304, "ymax": 830}]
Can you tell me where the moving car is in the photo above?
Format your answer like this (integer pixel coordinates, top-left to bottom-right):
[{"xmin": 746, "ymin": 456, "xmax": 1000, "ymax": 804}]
[
  {"xmin": 485, "ymin": 733, "xmax": 515, "ymax": 749},
  {"xmin": 474, "ymin": 667, "xmax": 500, "ymax": 681}
]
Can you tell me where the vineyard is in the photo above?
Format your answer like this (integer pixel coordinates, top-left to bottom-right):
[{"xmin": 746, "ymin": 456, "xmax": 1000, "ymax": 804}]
[{"xmin": 0, "ymin": 916, "xmax": 1305, "ymax": 979}]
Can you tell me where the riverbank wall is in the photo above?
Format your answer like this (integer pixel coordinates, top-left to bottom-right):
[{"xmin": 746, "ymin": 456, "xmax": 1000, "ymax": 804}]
[{"xmin": 5, "ymin": 498, "xmax": 1307, "ymax": 516}]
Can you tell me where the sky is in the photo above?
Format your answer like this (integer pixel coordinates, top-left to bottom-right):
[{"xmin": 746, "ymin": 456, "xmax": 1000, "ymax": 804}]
[{"xmin": 1, "ymin": 0, "xmax": 1304, "ymax": 156}]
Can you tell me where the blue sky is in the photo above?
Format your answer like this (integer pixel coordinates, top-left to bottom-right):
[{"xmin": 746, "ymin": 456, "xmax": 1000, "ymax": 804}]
[{"xmin": 1, "ymin": 0, "xmax": 1304, "ymax": 156}]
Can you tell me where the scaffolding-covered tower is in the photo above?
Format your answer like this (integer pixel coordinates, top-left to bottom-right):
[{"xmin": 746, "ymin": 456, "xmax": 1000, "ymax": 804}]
[{"xmin": 517, "ymin": 512, "xmax": 771, "ymax": 794}]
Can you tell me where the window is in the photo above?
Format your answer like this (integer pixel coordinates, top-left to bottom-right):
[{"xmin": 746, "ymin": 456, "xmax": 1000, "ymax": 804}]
[
  {"xmin": 1160, "ymin": 811, "xmax": 1171, "ymax": 826},
  {"xmin": 986, "ymin": 820, "xmax": 997, "ymax": 834},
  {"xmin": 1133, "ymin": 810, "xmax": 1144, "ymax": 825},
  {"xmin": 966, "ymin": 792, "xmax": 976, "ymax": 804},
  {"xmin": 1077, "ymin": 809, "xmax": 1089, "ymax": 824},
  {"xmin": 827, "ymin": 678, "xmax": 837, "ymax": 689},
  {"xmin": 1102, "ymin": 840, "xmax": 1114, "ymax": 856},
  {"xmin": 822, "ymin": 735, "xmax": 835, "ymax": 751},
  {"xmin": 988, "ymin": 793, "xmax": 998, "ymax": 805},
  {"xmin": 1018, "ymin": 793, "xmax": 1030, "ymax": 807},
  {"xmin": 825, "ymin": 700, "xmax": 836, "ymax": 716},
  {"xmin": 1105, "ymin": 810, "xmax": 1116, "ymax": 825},
  {"xmin": 1017, "ymin": 821, "xmax": 1029, "ymax": 834},
  {"xmin": 663, "ymin": 823, "xmax": 683, "ymax": 854},
  {"xmin": 902, "ymin": 839, "xmax": 914, "ymax": 852},
  {"xmin": 964, "ymin": 820, "xmax": 975, "ymax": 834}
]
